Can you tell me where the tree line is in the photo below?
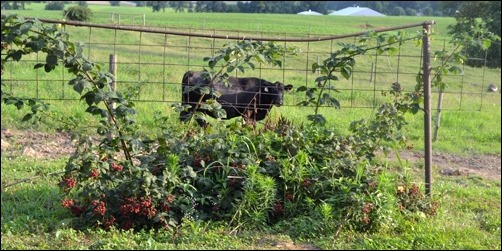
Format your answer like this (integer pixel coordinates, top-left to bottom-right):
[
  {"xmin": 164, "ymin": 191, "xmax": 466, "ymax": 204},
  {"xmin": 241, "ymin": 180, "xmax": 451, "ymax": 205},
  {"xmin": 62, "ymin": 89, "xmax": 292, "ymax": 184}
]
[
  {"xmin": 1, "ymin": 1, "xmax": 499, "ymax": 68},
  {"xmin": 140, "ymin": 1, "xmax": 456, "ymax": 17}
]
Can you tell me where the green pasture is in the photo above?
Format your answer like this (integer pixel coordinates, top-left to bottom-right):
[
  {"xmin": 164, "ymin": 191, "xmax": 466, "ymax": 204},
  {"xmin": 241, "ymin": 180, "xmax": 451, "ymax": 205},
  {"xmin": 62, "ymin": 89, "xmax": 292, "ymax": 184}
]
[
  {"xmin": 1, "ymin": 4, "xmax": 501, "ymax": 250},
  {"xmin": 5, "ymin": 2, "xmax": 455, "ymax": 38},
  {"xmin": 3, "ymin": 2, "xmax": 500, "ymax": 154}
]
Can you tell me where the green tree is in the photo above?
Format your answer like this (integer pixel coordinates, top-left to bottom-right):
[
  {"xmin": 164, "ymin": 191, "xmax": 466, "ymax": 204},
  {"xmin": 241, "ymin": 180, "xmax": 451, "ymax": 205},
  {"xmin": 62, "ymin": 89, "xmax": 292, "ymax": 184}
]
[
  {"xmin": 148, "ymin": 1, "xmax": 168, "ymax": 12},
  {"xmin": 134, "ymin": 1, "xmax": 147, "ymax": 7},
  {"xmin": 169, "ymin": 1, "xmax": 191, "ymax": 12},
  {"xmin": 207, "ymin": 1, "xmax": 227, "ymax": 12},
  {"xmin": 391, "ymin": 6, "xmax": 405, "ymax": 16},
  {"xmin": 195, "ymin": 1, "xmax": 207, "ymax": 12},
  {"xmin": 405, "ymin": 8, "xmax": 417, "ymax": 16},
  {"xmin": 300, "ymin": 1, "xmax": 328, "ymax": 14},
  {"xmin": 447, "ymin": 1, "xmax": 501, "ymax": 68},
  {"xmin": 439, "ymin": 1, "xmax": 463, "ymax": 16},
  {"xmin": 2, "ymin": 1, "xmax": 28, "ymax": 10},
  {"xmin": 422, "ymin": 6, "xmax": 433, "ymax": 16},
  {"xmin": 44, "ymin": 1, "xmax": 65, "ymax": 10},
  {"xmin": 77, "ymin": 1, "xmax": 87, "ymax": 7}
]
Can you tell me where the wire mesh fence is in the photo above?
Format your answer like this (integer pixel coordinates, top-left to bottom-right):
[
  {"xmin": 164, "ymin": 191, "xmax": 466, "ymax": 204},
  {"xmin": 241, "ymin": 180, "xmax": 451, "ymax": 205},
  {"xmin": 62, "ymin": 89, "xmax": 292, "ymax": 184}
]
[{"xmin": 2, "ymin": 19, "xmax": 500, "ymax": 112}]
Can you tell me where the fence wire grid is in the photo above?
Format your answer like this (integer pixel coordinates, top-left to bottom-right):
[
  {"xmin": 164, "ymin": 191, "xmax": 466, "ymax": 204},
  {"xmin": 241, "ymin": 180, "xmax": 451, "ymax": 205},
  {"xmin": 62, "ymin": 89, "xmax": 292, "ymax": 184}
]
[{"xmin": 3, "ymin": 19, "xmax": 501, "ymax": 112}]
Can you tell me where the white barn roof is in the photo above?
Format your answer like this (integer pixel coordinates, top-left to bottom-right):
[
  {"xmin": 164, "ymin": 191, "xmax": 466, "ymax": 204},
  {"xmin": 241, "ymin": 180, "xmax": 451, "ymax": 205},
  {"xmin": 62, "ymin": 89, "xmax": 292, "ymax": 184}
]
[
  {"xmin": 329, "ymin": 7, "xmax": 385, "ymax": 16},
  {"xmin": 297, "ymin": 10, "xmax": 323, "ymax": 15}
]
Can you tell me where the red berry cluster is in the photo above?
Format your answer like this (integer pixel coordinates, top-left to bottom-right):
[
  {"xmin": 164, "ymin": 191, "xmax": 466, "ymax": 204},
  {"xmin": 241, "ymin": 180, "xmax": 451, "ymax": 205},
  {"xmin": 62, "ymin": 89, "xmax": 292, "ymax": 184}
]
[
  {"xmin": 89, "ymin": 168, "xmax": 100, "ymax": 178},
  {"xmin": 100, "ymin": 215, "xmax": 116, "ymax": 230},
  {"xmin": 61, "ymin": 198, "xmax": 75, "ymax": 208},
  {"xmin": 92, "ymin": 200, "xmax": 106, "ymax": 216},
  {"xmin": 360, "ymin": 202, "xmax": 375, "ymax": 225},
  {"xmin": 265, "ymin": 155, "xmax": 276, "ymax": 161},
  {"xmin": 119, "ymin": 196, "xmax": 157, "ymax": 219},
  {"xmin": 165, "ymin": 195, "xmax": 175, "ymax": 204},
  {"xmin": 110, "ymin": 162, "xmax": 123, "ymax": 172},
  {"xmin": 60, "ymin": 176, "xmax": 76, "ymax": 191},
  {"xmin": 408, "ymin": 184, "xmax": 421, "ymax": 197},
  {"xmin": 227, "ymin": 178, "xmax": 240, "ymax": 187},
  {"xmin": 192, "ymin": 152, "xmax": 211, "ymax": 168},
  {"xmin": 70, "ymin": 205, "xmax": 84, "ymax": 216},
  {"xmin": 285, "ymin": 192, "xmax": 294, "ymax": 202},
  {"xmin": 362, "ymin": 202, "xmax": 374, "ymax": 214},
  {"xmin": 301, "ymin": 178, "xmax": 313, "ymax": 188},
  {"xmin": 229, "ymin": 162, "xmax": 245, "ymax": 169},
  {"xmin": 273, "ymin": 201, "xmax": 284, "ymax": 214}
]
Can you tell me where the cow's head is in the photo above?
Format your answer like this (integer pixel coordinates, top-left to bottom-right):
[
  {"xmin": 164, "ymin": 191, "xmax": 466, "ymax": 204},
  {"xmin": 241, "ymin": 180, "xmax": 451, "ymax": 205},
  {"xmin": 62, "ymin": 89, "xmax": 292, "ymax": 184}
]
[{"xmin": 262, "ymin": 82, "xmax": 293, "ymax": 106}]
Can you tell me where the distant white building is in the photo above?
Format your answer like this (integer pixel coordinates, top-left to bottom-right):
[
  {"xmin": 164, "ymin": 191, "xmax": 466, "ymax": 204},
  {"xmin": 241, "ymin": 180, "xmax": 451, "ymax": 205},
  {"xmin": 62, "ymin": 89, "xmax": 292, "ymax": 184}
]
[
  {"xmin": 329, "ymin": 7, "xmax": 385, "ymax": 16},
  {"xmin": 120, "ymin": 1, "xmax": 137, "ymax": 7},
  {"xmin": 297, "ymin": 9, "xmax": 323, "ymax": 15}
]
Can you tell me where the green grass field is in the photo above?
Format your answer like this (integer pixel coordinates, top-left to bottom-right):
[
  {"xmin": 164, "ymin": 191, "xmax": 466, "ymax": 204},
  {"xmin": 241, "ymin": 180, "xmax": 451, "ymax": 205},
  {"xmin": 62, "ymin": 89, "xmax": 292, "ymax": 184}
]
[
  {"xmin": 1, "ymin": 3, "xmax": 501, "ymax": 250},
  {"xmin": 3, "ymin": 3, "xmax": 500, "ymax": 154}
]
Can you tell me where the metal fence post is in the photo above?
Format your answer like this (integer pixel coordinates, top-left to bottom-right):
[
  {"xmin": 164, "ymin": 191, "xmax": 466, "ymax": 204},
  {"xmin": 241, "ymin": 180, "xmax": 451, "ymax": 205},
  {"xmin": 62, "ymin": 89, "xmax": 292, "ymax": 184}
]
[
  {"xmin": 108, "ymin": 54, "xmax": 117, "ymax": 140},
  {"xmin": 422, "ymin": 21, "xmax": 434, "ymax": 197}
]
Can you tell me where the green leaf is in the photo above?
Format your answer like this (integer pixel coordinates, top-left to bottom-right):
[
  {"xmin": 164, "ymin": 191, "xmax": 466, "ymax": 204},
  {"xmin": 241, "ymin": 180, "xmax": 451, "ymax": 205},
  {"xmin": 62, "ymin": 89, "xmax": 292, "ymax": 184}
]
[
  {"xmin": 22, "ymin": 113, "xmax": 33, "ymax": 121},
  {"xmin": 199, "ymin": 86, "xmax": 211, "ymax": 94},
  {"xmin": 331, "ymin": 98, "xmax": 340, "ymax": 109},
  {"xmin": 73, "ymin": 81, "xmax": 84, "ymax": 94},
  {"xmin": 4, "ymin": 98, "xmax": 18, "ymax": 106},
  {"xmin": 237, "ymin": 65, "xmax": 245, "ymax": 73},
  {"xmin": 11, "ymin": 50, "xmax": 23, "ymax": 61},
  {"xmin": 26, "ymin": 40, "xmax": 45, "ymax": 52},
  {"xmin": 82, "ymin": 92, "xmax": 95, "ymax": 106},
  {"xmin": 44, "ymin": 64, "xmax": 55, "ymax": 73},
  {"xmin": 341, "ymin": 67, "xmax": 351, "ymax": 79},
  {"xmin": 34, "ymin": 63, "xmax": 45, "ymax": 69},
  {"xmin": 85, "ymin": 106, "xmax": 107, "ymax": 117},
  {"xmin": 208, "ymin": 59, "xmax": 216, "ymax": 69},
  {"xmin": 297, "ymin": 101, "xmax": 310, "ymax": 106},
  {"xmin": 315, "ymin": 76, "xmax": 327, "ymax": 83},
  {"xmin": 448, "ymin": 65, "xmax": 463, "ymax": 75},
  {"xmin": 15, "ymin": 100, "xmax": 24, "ymax": 109},
  {"xmin": 82, "ymin": 63, "xmax": 93, "ymax": 71},
  {"xmin": 481, "ymin": 39, "xmax": 491, "ymax": 50},
  {"xmin": 411, "ymin": 104, "xmax": 420, "ymax": 114},
  {"xmin": 307, "ymin": 114, "xmax": 326, "ymax": 125},
  {"xmin": 46, "ymin": 54, "xmax": 58, "ymax": 65},
  {"xmin": 94, "ymin": 91, "xmax": 106, "ymax": 103},
  {"xmin": 129, "ymin": 138, "xmax": 145, "ymax": 153},
  {"xmin": 214, "ymin": 108, "xmax": 227, "ymax": 119},
  {"xmin": 296, "ymin": 86, "xmax": 308, "ymax": 92},
  {"xmin": 227, "ymin": 65, "xmax": 235, "ymax": 73}
]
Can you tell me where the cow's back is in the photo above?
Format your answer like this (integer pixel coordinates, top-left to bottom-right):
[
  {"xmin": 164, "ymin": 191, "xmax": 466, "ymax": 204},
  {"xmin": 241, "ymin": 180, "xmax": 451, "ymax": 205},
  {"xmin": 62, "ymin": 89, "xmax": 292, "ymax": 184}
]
[{"xmin": 180, "ymin": 71, "xmax": 291, "ymax": 126}]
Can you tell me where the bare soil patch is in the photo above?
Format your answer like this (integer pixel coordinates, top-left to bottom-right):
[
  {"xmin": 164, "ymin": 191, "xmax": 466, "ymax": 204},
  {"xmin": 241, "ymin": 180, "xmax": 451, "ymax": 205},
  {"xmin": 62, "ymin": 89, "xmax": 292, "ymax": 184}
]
[
  {"xmin": 1, "ymin": 129, "xmax": 501, "ymax": 180},
  {"xmin": 382, "ymin": 150, "xmax": 501, "ymax": 180}
]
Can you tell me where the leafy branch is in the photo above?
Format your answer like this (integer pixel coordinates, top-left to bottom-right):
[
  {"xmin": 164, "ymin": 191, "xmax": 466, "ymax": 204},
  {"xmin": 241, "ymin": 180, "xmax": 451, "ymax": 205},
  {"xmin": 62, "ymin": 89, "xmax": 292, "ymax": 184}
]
[
  {"xmin": 2, "ymin": 14, "xmax": 136, "ymax": 165},
  {"xmin": 298, "ymin": 31, "xmax": 418, "ymax": 125}
]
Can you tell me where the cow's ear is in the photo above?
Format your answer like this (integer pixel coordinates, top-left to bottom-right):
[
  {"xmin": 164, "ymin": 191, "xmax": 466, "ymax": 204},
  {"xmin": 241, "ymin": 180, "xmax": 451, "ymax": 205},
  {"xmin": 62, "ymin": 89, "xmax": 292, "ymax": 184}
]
[{"xmin": 284, "ymin": 84, "xmax": 293, "ymax": 92}]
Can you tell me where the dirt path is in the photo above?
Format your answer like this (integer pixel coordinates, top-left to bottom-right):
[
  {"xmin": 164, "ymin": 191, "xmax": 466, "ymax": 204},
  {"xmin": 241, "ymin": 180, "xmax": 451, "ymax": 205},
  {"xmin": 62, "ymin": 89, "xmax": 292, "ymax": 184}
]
[{"xmin": 1, "ymin": 129, "xmax": 501, "ymax": 180}]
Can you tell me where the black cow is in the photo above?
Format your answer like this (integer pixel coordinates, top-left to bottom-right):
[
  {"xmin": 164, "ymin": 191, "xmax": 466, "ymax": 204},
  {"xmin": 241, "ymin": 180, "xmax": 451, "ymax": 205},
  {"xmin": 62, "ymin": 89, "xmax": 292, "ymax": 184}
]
[{"xmin": 180, "ymin": 71, "xmax": 293, "ymax": 127}]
